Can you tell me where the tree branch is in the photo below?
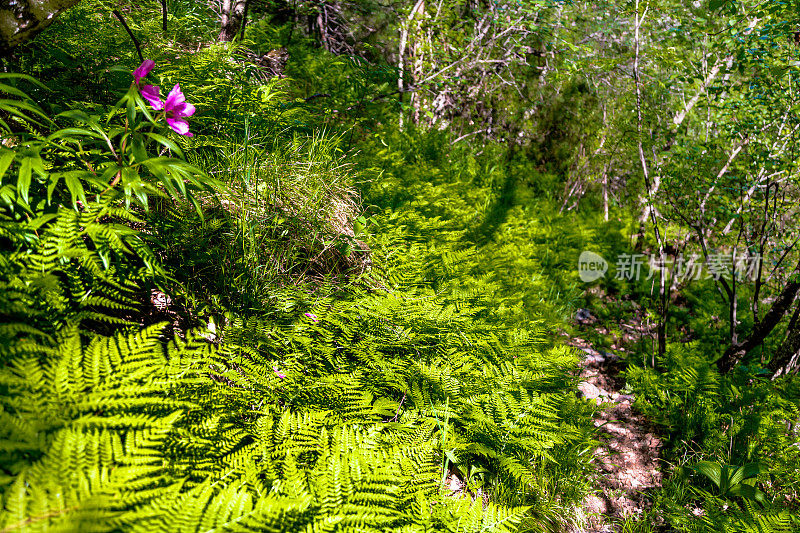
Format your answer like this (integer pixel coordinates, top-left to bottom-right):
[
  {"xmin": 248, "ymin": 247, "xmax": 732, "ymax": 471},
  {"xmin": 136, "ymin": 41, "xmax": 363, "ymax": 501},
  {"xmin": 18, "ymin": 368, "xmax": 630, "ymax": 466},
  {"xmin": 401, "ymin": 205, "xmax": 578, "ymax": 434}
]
[{"xmin": 112, "ymin": 9, "xmax": 144, "ymax": 63}]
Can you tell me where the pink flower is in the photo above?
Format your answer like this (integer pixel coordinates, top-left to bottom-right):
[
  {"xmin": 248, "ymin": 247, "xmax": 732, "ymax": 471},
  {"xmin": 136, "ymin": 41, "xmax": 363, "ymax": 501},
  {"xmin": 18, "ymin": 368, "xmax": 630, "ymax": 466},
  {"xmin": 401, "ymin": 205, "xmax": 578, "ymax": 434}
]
[
  {"xmin": 132, "ymin": 59, "xmax": 155, "ymax": 85},
  {"xmin": 304, "ymin": 312, "xmax": 318, "ymax": 322},
  {"xmin": 140, "ymin": 83, "xmax": 196, "ymax": 137},
  {"xmin": 141, "ymin": 85, "xmax": 163, "ymax": 109},
  {"xmin": 273, "ymin": 366, "xmax": 286, "ymax": 379},
  {"xmin": 163, "ymin": 84, "xmax": 196, "ymax": 136}
]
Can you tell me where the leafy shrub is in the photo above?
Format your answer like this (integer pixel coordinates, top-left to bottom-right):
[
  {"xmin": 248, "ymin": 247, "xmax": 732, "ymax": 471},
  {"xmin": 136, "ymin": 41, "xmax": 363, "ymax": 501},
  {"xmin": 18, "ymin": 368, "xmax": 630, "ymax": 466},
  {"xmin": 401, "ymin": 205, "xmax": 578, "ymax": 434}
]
[{"xmin": 626, "ymin": 343, "xmax": 800, "ymax": 531}]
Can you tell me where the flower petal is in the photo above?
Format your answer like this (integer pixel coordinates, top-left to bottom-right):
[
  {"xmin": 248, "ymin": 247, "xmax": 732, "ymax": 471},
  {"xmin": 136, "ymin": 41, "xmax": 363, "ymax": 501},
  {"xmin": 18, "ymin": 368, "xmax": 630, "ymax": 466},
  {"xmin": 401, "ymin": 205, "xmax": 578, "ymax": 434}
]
[
  {"xmin": 170, "ymin": 101, "xmax": 188, "ymax": 116},
  {"xmin": 140, "ymin": 85, "xmax": 164, "ymax": 110},
  {"xmin": 181, "ymin": 102, "xmax": 196, "ymax": 117},
  {"xmin": 132, "ymin": 59, "xmax": 155, "ymax": 84},
  {"xmin": 166, "ymin": 117, "xmax": 192, "ymax": 136},
  {"xmin": 164, "ymin": 84, "xmax": 185, "ymax": 112}
]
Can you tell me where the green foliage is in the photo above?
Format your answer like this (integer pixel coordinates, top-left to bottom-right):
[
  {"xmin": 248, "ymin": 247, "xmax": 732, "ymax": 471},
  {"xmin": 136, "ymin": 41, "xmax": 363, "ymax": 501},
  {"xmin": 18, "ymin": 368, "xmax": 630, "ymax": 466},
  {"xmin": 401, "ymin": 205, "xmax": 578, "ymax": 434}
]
[
  {"xmin": 688, "ymin": 461, "xmax": 767, "ymax": 503},
  {"xmin": 0, "ymin": 324, "xmax": 198, "ymax": 532},
  {"xmin": 626, "ymin": 343, "xmax": 800, "ymax": 531},
  {"xmin": 1, "ymin": 37, "xmax": 597, "ymax": 530},
  {"xmin": 0, "ymin": 196, "xmax": 157, "ymax": 349},
  {"xmin": 148, "ymin": 127, "xmax": 368, "ymax": 314},
  {"xmin": 0, "ymin": 74, "xmax": 54, "ymax": 132},
  {"xmin": 7, "ymin": 0, "xmax": 800, "ymax": 530},
  {"xmin": 356, "ymin": 129, "xmax": 604, "ymax": 325},
  {"xmin": 0, "ymin": 281, "xmax": 591, "ymax": 531}
]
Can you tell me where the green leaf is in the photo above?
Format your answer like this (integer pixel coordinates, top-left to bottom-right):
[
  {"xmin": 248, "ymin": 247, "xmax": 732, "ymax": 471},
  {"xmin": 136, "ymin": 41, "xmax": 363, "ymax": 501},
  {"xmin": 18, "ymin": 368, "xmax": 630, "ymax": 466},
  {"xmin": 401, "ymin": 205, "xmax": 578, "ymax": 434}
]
[
  {"xmin": 0, "ymin": 98, "xmax": 51, "ymax": 129},
  {"xmin": 25, "ymin": 212, "xmax": 57, "ymax": 230},
  {"xmin": 0, "ymin": 82, "xmax": 35, "ymax": 101},
  {"xmin": 64, "ymin": 172, "xmax": 88, "ymax": 209},
  {"xmin": 144, "ymin": 132, "xmax": 184, "ymax": 159},
  {"xmin": 727, "ymin": 483, "xmax": 768, "ymax": 503},
  {"xmin": 353, "ymin": 217, "xmax": 365, "ymax": 237},
  {"xmin": 0, "ymin": 73, "xmax": 51, "ymax": 91},
  {"xmin": 127, "ymin": 95, "xmax": 136, "ymax": 125},
  {"xmin": 728, "ymin": 462, "xmax": 765, "ymax": 488},
  {"xmin": 46, "ymin": 173, "xmax": 61, "ymax": 204},
  {"xmin": 49, "ymin": 127, "xmax": 105, "ymax": 141},
  {"xmin": 18, "ymin": 156, "xmax": 32, "ymax": 205},
  {"xmin": 131, "ymin": 134, "xmax": 148, "ymax": 163},
  {"xmin": 689, "ymin": 461, "xmax": 722, "ymax": 489},
  {"xmin": 770, "ymin": 66, "xmax": 789, "ymax": 79},
  {"xmin": 0, "ymin": 148, "xmax": 15, "ymax": 184},
  {"xmin": 30, "ymin": 154, "xmax": 46, "ymax": 178}
]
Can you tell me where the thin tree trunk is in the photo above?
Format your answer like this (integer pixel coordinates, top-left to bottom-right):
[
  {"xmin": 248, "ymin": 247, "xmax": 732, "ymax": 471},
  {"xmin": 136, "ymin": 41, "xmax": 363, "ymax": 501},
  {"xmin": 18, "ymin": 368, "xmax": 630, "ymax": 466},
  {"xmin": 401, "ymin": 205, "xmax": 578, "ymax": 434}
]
[
  {"xmin": 238, "ymin": 0, "xmax": 250, "ymax": 40},
  {"xmin": 219, "ymin": 0, "xmax": 247, "ymax": 42},
  {"xmin": 770, "ymin": 301, "xmax": 800, "ymax": 378},
  {"xmin": 730, "ymin": 258, "xmax": 738, "ymax": 345},
  {"xmin": 398, "ymin": 0, "xmax": 425, "ymax": 130},
  {"xmin": 633, "ymin": 0, "xmax": 666, "ymax": 360},
  {"xmin": 663, "ymin": 17, "xmax": 760, "ymax": 153},
  {"xmin": 220, "ymin": 0, "xmax": 231, "ymax": 37},
  {"xmin": 398, "ymin": 22, "xmax": 407, "ymax": 130},
  {"xmin": 410, "ymin": 0, "xmax": 425, "ymax": 125},
  {"xmin": 600, "ymin": 104, "xmax": 609, "ymax": 221},
  {"xmin": 603, "ymin": 163, "xmax": 609, "ymax": 222},
  {"xmin": 752, "ymin": 181, "xmax": 774, "ymax": 323},
  {"xmin": 718, "ymin": 258, "xmax": 800, "ymax": 372},
  {"xmin": 699, "ymin": 137, "xmax": 748, "ymax": 215},
  {"xmin": 160, "ymin": 0, "xmax": 168, "ymax": 34},
  {"xmin": 112, "ymin": 9, "xmax": 144, "ymax": 63},
  {"xmin": 632, "ymin": 26, "xmax": 754, "ymax": 247},
  {"xmin": 316, "ymin": 7, "xmax": 330, "ymax": 51}
]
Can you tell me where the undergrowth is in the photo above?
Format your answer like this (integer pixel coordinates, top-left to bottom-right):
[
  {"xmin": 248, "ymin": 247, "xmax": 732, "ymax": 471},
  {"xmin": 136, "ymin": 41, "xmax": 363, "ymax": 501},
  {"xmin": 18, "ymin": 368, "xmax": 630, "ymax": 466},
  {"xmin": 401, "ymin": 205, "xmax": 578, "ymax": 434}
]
[
  {"xmin": 0, "ymin": 1, "xmax": 600, "ymax": 531},
  {"xmin": 4, "ymin": 1, "xmax": 799, "ymax": 531}
]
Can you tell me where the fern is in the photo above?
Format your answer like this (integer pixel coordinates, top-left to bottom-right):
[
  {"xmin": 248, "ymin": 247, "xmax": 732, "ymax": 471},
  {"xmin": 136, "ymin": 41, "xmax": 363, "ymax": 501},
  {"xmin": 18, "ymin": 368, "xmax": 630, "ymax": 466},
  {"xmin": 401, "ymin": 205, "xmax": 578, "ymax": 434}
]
[
  {"xmin": 0, "ymin": 319, "xmax": 572, "ymax": 532},
  {"xmin": 0, "ymin": 195, "xmax": 163, "ymax": 351}
]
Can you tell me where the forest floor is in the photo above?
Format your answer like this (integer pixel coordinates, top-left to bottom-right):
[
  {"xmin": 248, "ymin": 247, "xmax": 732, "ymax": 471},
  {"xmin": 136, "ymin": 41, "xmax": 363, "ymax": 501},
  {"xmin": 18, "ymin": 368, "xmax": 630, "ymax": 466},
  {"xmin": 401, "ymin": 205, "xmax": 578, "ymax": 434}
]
[{"xmin": 567, "ymin": 313, "xmax": 664, "ymax": 532}]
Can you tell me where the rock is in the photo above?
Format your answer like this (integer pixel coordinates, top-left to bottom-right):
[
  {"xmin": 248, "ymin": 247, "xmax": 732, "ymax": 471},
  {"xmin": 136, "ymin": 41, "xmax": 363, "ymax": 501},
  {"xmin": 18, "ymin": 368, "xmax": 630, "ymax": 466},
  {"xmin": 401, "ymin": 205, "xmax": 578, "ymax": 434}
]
[
  {"xmin": 580, "ymin": 348, "xmax": 599, "ymax": 360},
  {"xmin": 600, "ymin": 351, "xmax": 620, "ymax": 362},
  {"xmin": 576, "ymin": 308, "xmax": 596, "ymax": 324},
  {"xmin": 446, "ymin": 474, "xmax": 464, "ymax": 492},
  {"xmin": 150, "ymin": 289, "xmax": 172, "ymax": 312},
  {"xmin": 448, "ymin": 476, "xmax": 460, "ymax": 492},
  {"xmin": 580, "ymin": 347, "xmax": 607, "ymax": 366},
  {"xmin": 578, "ymin": 381, "xmax": 602, "ymax": 399},
  {"xmin": 589, "ymin": 354, "xmax": 606, "ymax": 365}
]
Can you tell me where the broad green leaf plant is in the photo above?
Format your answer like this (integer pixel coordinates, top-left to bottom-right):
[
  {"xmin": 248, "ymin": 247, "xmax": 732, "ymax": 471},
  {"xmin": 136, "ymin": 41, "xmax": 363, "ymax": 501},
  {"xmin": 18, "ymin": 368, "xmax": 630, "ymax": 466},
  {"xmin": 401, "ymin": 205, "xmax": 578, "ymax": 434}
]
[
  {"xmin": 688, "ymin": 461, "xmax": 768, "ymax": 504},
  {"xmin": 0, "ymin": 61, "xmax": 216, "ymax": 215}
]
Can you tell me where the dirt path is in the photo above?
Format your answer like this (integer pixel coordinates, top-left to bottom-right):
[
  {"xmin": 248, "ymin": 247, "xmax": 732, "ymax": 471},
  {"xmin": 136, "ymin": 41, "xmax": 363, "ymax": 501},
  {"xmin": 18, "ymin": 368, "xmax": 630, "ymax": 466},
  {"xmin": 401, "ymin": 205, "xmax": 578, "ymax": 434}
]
[{"xmin": 568, "ymin": 337, "xmax": 664, "ymax": 532}]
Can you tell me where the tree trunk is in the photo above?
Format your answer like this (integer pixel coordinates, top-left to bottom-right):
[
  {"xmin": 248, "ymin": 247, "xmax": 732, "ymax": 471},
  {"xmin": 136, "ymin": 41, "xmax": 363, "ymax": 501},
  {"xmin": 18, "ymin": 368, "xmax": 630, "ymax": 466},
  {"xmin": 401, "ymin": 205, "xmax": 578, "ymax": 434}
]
[
  {"xmin": 0, "ymin": 0, "xmax": 84, "ymax": 52},
  {"xmin": 397, "ymin": 0, "xmax": 425, "ymax": 130},
  {"xmin": 768, "ymin": 301, "xmax": 800, "ymax": 378},
  {"xmin": 238, "ymin": 0, "xmax": 250, "ymax": 40},
  {"xmin": 602, "ymin": 162, "xmax": 609, "ymax": 222},
  {"xmin": 718, "ymin": 259, "xmax": 800, "ymax": 373},
  {"xmin": 633, "ymin": 0, "xmax": 666, "ymax": 360},
  {"xmin": 160, "ymin": 0, "xmax": 168, "ymax": 34},
  {"xmin": 218, "ymin": 0, "xmax": 247, "ymax": 42}
]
